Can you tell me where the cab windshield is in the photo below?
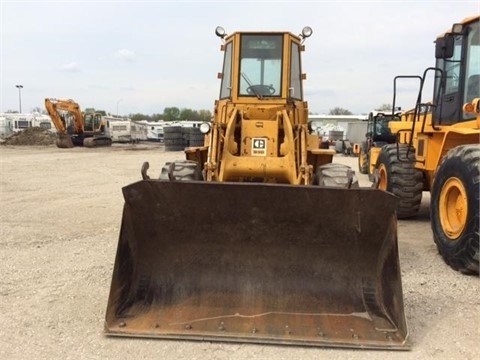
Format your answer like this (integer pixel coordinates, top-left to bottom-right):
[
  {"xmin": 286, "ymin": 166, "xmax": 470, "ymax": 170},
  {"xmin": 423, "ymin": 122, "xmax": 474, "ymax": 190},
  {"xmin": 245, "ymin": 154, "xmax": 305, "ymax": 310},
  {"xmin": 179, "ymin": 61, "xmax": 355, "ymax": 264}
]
[{"xmin": 239, "ymin": 34, "xmax": 283, "ymax": 97}]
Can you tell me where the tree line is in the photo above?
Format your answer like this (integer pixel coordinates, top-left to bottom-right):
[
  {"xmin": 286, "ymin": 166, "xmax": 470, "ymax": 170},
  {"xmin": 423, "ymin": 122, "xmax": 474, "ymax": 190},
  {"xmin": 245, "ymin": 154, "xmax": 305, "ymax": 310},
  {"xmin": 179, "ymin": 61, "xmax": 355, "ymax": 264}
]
[
  {"xmin": 5, "ymin": 104, "xmax": 393, "ymax": 118},
  {"xmin": 129, "ymin": 107, "xmax": 212, "ymax": 122},
  {"xmin": 326, "ymin": 104, "xmax": 392, "ymax": 115},
  {"xmin": 2, "ymin": 106, "xmax": 213, "ymax": 123}
]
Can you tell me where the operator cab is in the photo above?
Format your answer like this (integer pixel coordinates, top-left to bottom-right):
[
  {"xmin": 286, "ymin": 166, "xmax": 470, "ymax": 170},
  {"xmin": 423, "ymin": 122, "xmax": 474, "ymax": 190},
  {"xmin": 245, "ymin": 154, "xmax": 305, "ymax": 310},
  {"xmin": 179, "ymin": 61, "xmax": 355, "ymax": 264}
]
[
  {"xmin": 217, "ymin": 27, "xmax": 312, "ymax": 102},
  {"xmin": 367, "ymin": 111, "xmax": 401, "ymax": 144},
  {"xmin": 434, "ymin": 17, "xmax": 480, "ymax": 123}
]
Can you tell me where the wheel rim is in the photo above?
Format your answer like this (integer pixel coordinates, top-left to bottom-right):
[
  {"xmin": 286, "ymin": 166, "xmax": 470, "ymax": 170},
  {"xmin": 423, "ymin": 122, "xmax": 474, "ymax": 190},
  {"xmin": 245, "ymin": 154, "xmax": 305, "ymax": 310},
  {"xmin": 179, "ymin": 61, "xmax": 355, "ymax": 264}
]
[
  {"xmin": 377, "ymin": 163, "xmax": 388, "ymax": 191},
  {"xmin": 439, "ymin": 177, "xmax": 468, "ymax": 240}
]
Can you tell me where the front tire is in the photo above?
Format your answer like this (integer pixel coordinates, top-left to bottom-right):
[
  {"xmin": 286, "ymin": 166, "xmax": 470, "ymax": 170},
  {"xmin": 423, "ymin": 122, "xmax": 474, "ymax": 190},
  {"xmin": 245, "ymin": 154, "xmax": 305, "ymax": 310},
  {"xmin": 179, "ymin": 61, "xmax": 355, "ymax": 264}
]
[
  {"xmin": 430, "ymin": 145, "xmax": 479, "ymax": 274},
  {"xmin": 375, "ymin": 144, "xmax": 423, "ymax": 219},
  {"xmin": 358, "ymin": 142, "xmax": 368, "ymax": 174},
  {"xmin": 315, "ymin": 163, "xmax": 359, "ymax": 188}
]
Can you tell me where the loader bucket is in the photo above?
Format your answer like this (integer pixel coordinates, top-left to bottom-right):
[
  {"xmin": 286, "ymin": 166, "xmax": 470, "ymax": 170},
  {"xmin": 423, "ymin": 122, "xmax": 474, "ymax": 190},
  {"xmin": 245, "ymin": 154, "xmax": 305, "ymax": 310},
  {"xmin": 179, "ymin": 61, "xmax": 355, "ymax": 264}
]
[{"xmin": 105, "ymin": 180, "xmax": 409, "ymax": 350}]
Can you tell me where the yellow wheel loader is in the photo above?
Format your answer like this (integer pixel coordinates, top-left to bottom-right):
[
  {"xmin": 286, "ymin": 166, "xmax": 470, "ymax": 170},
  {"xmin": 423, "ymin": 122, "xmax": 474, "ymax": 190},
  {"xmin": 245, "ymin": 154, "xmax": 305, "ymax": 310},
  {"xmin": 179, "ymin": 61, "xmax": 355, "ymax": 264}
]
[
  {"xmin": 105, "ymin": 27, "xmax": 409, "ymax": 349},
  {"xmin": 358, "ymin": 110, "xmax": 401, "ymax": 181},
  {"xmin": 376, "ymin": 15, "xmax": 480, "ymax": 274}
]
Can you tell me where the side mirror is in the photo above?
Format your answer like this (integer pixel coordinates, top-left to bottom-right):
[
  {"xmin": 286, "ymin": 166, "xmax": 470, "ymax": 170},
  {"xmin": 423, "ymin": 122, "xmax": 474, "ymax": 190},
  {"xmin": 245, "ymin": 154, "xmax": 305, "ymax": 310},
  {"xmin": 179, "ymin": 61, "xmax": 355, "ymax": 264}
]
[{"xmin": 435, "ymin": 34, "xmax": 454, "ymax": 59}]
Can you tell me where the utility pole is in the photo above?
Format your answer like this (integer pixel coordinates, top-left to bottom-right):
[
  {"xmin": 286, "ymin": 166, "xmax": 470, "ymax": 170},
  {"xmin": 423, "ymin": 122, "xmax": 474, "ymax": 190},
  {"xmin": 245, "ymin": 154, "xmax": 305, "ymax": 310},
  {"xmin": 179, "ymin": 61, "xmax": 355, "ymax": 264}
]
[
  {"xmin": 116, "ymin": 99, "xmax": 123, "ymax": 116},
  {"xmin": 15, "ymin": 85, "xmax": 23, "ymax": 113}
]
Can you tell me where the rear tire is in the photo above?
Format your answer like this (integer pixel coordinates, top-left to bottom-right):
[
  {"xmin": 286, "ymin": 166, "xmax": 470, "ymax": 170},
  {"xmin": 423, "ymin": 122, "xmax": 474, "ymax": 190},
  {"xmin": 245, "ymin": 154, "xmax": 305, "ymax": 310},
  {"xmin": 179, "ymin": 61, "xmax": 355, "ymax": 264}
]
[
  {"xmin": 376, "ymin": 144, "xmax": 423, "ymax": 219},
  {"xmin": 430, "ymin": 144, "xmax": 479, "ymax": 275},
  {"xmin": 315, "ymin": 163, "xmax": 359, "ymax": 188},
  {"xmin": 159, "ymin": 160, "xmax": 203, "ymax": 181}
]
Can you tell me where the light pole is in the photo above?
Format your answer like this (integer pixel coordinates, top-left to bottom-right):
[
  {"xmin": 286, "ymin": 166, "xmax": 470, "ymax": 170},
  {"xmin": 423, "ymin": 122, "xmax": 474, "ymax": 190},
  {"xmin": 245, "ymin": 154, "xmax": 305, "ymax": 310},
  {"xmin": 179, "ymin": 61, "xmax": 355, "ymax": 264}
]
[
  {"xmin": 116, "ymin": 99, "xmax": 123, "ymax": 116},
  {"xmin": 15, "ymin": 85, "xmax": 23, "ymax": 113}
]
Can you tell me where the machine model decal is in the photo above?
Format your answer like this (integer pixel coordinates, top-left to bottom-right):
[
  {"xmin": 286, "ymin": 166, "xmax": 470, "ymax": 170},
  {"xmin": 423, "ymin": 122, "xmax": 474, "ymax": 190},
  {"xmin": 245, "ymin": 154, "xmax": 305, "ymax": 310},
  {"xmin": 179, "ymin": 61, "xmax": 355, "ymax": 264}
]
[{"xmin": 252, "ymin": 138, "xmax": 267, "ymax": 156}]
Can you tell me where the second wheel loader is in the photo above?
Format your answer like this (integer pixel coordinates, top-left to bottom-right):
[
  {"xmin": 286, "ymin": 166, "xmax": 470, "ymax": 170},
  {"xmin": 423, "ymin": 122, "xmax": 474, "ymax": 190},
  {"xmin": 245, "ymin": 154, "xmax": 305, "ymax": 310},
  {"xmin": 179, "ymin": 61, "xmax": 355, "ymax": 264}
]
[
  {"xmin": 376, "ymin": 15, "xmax": 480, "ymax": 274},
  {"xmin": 358, "ymin": 109, "xmax": 401, "ymax": 181},
  {"xmin": 105, "ymin": 27, "xmax": 408, "ymax": 349}
]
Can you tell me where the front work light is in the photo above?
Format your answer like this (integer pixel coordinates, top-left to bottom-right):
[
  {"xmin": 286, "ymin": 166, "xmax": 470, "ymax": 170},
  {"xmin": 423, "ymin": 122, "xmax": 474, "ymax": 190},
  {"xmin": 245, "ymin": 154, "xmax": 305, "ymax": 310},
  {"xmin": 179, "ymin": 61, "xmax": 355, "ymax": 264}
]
[{"xmin": 200, "ymin": 122, "xmax": 211, "ymax": 134}]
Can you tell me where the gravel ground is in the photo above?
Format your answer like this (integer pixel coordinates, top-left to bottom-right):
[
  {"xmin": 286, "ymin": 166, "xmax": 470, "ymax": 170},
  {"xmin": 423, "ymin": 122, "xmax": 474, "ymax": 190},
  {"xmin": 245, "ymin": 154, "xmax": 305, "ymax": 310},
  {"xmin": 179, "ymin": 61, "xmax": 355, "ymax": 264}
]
[{"xmin": 0, "ymin": 144, "xmax": 478, "ymax": 360}]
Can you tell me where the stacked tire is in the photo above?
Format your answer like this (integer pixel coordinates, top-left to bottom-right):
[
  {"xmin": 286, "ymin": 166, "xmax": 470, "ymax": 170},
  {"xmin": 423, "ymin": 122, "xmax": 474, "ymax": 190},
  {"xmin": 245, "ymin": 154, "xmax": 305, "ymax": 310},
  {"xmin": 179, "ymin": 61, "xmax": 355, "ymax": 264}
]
[
  {"xmin": 187, "ymin": 127, "xmax": 205, "ymax": 147},
  {"xmin": 163, "ymin": 125, "xmax": 185, "ymax": 151}
]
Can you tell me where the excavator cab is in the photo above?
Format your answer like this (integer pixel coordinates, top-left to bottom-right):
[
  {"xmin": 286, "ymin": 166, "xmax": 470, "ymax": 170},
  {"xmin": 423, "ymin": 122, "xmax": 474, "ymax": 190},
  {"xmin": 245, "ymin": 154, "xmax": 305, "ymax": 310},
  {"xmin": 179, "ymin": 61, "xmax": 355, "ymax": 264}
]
[{"xmin": 105, "ymin": 27, "xmax": 409, "ymax": 349}]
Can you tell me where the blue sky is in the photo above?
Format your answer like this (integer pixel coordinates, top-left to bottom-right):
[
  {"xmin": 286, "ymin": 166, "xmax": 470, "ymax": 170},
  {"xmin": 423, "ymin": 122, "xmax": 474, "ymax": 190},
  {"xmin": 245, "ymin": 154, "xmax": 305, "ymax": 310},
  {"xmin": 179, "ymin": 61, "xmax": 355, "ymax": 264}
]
[{"xmin": 1, "ymin": 0, "xmax": 478, "ymax": 115}]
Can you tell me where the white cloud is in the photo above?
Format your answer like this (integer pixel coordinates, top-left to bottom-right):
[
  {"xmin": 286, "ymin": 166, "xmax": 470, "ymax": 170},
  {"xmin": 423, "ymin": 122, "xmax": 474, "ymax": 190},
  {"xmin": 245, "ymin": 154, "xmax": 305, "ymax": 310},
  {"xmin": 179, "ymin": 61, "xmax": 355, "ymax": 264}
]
[
  {"xmin": 114, "ymin": 49, "xmax": 136, "ymax": 62},
  {"xmin": 60, "ymin": 62, "xmax": 81, "ymax": 72}
]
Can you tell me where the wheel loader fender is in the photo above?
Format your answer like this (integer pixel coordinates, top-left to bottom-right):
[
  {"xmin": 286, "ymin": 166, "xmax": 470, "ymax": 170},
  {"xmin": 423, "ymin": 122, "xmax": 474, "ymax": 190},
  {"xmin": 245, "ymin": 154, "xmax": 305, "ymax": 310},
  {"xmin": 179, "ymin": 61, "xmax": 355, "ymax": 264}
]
[{"xmin": 105, "ymin": 180, "xmax": 409, "ymax": 349}]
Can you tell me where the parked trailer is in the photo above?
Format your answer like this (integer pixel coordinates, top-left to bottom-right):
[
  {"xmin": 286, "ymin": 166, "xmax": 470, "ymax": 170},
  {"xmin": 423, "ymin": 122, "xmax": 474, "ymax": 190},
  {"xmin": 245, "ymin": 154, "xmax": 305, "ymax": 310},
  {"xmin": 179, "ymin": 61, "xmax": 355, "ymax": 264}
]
[
  {"xmin": 104, "ymin": 117, "xmax": 132, "ymax": 143},
  {"xmin": 0, "ymin": 116, "xmax": 13, "ymax": 139},
  {"xmin": 32, "ymin": 114, "xmax": 56, "ymax": 133},
  {"xmin": 0, "ymin": 113, "xmax": 56, "ymax": 137},
  {"xmin": 130, "ymin": 121, "xmax": 148, "ymax": 142}
]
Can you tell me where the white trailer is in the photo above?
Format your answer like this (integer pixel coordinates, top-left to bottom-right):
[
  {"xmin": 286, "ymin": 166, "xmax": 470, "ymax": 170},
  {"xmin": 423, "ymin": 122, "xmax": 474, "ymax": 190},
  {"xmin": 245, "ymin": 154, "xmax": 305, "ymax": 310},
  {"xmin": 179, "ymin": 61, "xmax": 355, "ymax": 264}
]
[
  {"xmin": 138, "ymin": 121, "xmax": 168, "ymax": 142},
  {"xmin": 0, "ymin": 115, "xmax": 13, "ymax": 139},
  {"xmin": 32, "ymin": 114, "xmax": 56, "ymax": 133},
  {"xmin": 0, "ymin": 113, "xmax": 56, "ymax": 136},
  {"xmin": 130, "ymin": 121, "xmax": 148, "ymax": 142},
  {"xmin": 104, "ymin": 117, "xmax": 132, "ymax": 143},
  {"xmin": 5, "ymin": 114, "xmax": 34, "ymax": 133}
]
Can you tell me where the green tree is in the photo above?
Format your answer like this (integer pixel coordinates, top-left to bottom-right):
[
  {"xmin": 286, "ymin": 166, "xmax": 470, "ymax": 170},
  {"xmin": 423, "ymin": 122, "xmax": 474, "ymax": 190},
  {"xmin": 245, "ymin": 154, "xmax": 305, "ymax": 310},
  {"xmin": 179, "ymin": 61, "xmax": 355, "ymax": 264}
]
[
  {"xmin": 129, "ymin": 113, "xmax": 151, "ymax": 121},
  {"xmin": 376, "ymin": 104, "xmax": 393, "ymax": 111},
  {"xmin": 328, "ymin": 107, "xmax": 352, "ymax": 115},
  {"xmin": 198, "ymin": 109, "xmax": 212, "ymax": 122},
  {"xmin": 151, "ymin": 113, "xmax": 163, "ymax": 121},
  {"xmin": 126, "ymin": 108, "xmax": 211, "ymax": 122},
  {"xmin": 32, "ymin": 106, "xmax": 46, "ymax": 114},
  {"xmin": 163, "ymin": 107, "xmax": 180, "ymax": 121},
  {"xmin": 180, "ymin": 108, "xmax": 196, "ymax": 120}
]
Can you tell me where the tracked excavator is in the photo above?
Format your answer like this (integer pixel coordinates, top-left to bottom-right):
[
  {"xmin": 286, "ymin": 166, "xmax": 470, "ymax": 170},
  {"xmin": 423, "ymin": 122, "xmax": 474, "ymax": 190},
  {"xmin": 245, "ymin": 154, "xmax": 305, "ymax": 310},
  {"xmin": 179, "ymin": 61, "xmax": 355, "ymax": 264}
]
[
  {"xmin": 375, "ymin": 15, "xmax": 480, "ymax": 274},
  {"xmin": 45, "ymin": 98, "xmax": 112, "ymax": 148},
  {"xmin": 105, "ymin": 27, "xmax": 408, "ymax": 349}
]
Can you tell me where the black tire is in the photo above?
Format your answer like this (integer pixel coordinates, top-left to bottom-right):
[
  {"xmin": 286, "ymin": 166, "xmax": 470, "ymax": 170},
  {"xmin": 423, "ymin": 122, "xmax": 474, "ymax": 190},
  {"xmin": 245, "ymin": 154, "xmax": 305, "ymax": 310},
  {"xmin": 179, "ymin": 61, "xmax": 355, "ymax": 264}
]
[
  {"xmin": 376, "ymin": 144, "xmax": 423, "ymax": 219},
  {"xmin": 188, "ymin": 127, "xmax": 205, "ymax": 147},
  {"xmin": 159, "ymin": 160, "xmax": 203, "ymax": 181},
  {"xmin": 358, "ymin": 142, "xmax": 368, "ymax": 174},
  {"xmin": 430, "ymin": 144, "xmax": 479, "ymax": 275},
  {"xmin": 164, "ymin": 138, "xmax": 185, "ymax": 151},
  {"xmin": 163, "ymin": 125, "xmax": 182, "ymax": 135},
  {"xmin": 164, "ymin": 126, "xmax": 186, "ymax": 151},
  {"xmin": 315, "ymin": 163, "xmax": 359, "ymax": 188}
]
